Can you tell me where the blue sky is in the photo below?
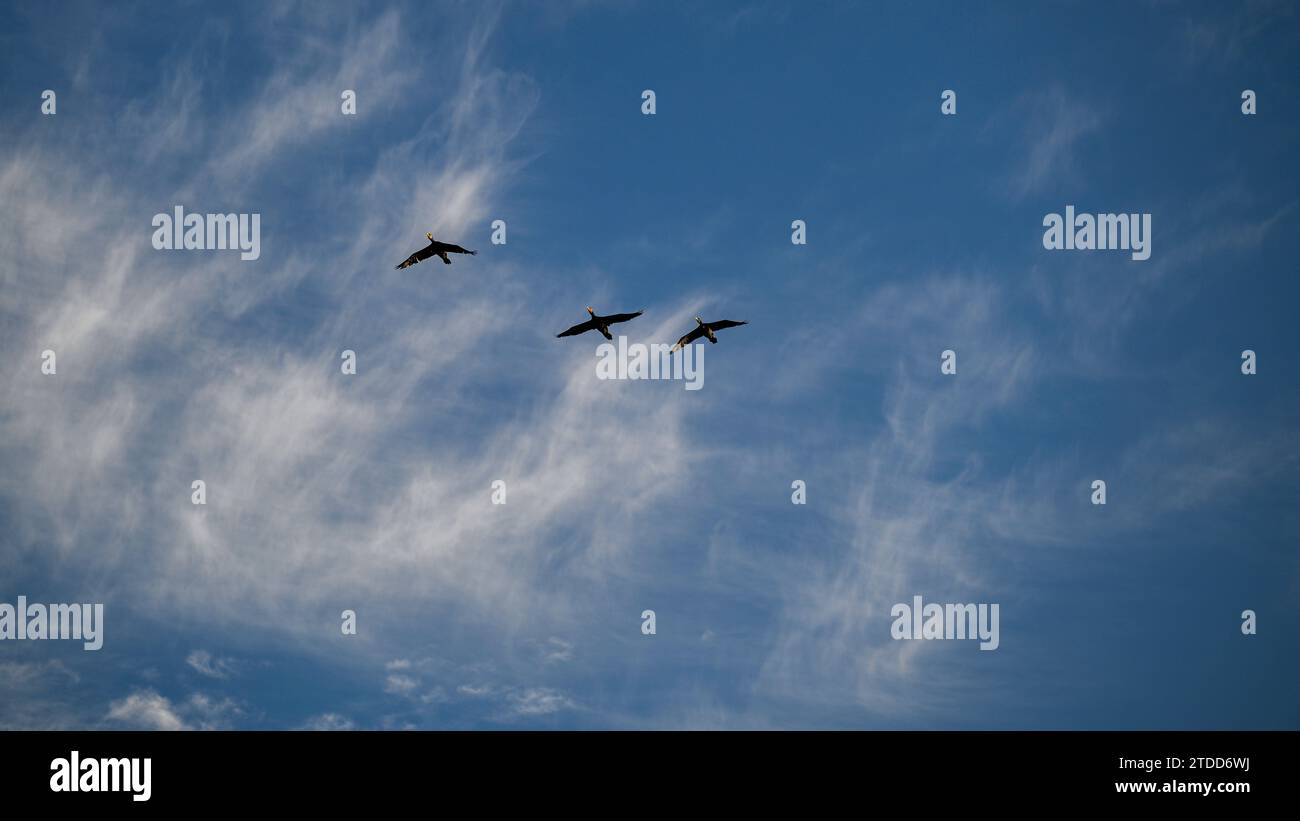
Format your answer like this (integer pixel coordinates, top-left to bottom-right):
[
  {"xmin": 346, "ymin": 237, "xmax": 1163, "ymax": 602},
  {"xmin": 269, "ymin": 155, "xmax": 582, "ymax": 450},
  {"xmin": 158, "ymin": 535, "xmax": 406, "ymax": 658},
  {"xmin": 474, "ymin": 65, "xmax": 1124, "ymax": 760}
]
[{"xmin": 1, "ymin": 0, "xmax": 1297, "ymax": 729}]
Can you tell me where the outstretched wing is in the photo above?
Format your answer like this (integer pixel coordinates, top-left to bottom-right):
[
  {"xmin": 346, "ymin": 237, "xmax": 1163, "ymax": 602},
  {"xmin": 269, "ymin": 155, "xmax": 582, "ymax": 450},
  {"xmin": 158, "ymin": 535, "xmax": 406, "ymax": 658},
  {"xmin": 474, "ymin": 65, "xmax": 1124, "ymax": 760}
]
[
  {"xmin": 557, "ymin": 319, "xmax": 598, "ymax": 338},
  {"xmin": 431, "ymin": 241, "xmax": 476, "ymax": 255},
  {"xmin": 603, "ymin": 310, "xmax": 643, "ymax": 325},
  {"xmin": 708, "ymin": 319, "xmax": 748, "ymax": 331},
  {"xmin": 396, "ymin": 243, "xmax": 436, "ymax": 269},
  {"xmin": 670, "ymin": 324, "xmax": 707, "ymax": 352}
]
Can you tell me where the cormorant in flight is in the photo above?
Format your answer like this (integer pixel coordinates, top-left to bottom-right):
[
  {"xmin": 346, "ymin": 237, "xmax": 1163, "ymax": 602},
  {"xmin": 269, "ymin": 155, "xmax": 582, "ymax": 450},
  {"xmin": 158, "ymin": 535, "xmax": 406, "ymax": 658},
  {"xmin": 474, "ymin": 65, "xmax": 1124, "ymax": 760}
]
[
  {"xmin": 396, "ymin": 233, "xmax": 478, "ymax": 269},
  {"xmin": 556, "ymin": 307, "xmax": 644, "ymax": 340},
  {"xmin": 670, "ymin": 316, "xmax": 748, "ymax": 352}
]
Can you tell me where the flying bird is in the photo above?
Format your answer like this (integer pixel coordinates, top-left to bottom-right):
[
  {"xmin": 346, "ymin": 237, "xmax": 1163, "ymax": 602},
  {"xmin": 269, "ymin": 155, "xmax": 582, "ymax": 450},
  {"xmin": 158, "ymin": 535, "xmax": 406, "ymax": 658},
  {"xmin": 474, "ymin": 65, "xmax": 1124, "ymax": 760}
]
[
  {"xmin": 670, "ymin": 316, "xmax": 748, "ymax": 352},
  {"xmin": 395, "ymin": 232, "xmax": 478, "ymax": 269},
  {"xmin": 556, "ymin": 307, "xmax": 644, "ymax": 341}
]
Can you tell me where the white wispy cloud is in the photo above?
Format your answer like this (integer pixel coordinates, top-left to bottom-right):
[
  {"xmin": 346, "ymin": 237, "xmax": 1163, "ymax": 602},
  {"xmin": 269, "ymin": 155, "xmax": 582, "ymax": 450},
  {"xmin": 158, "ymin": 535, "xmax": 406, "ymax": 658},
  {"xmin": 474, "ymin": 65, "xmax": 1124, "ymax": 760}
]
[
  {"xmin": 384, "ymin": 674, "xmax": 419, "ymax": 695},
  {"xmin": 4, "ymin": 3, "xmax": 1294, "ymax": 732},
  {"xmin": 504, "ymin": 688, "xmax": 576, "ymax": 718},
  {"xmin": 0, "ymin": 3, "xmax": 693, "ymax": 692},
  {"xmin": 186, "ymin": 650, "xmax": 236, "ymax": 679},
  {"xmin": 996, "ymin": 86, "xmax": 1104, "ymax": 201},
  {"xmin": 105, "ymin": 689, "xmax": 243, "ymax": 731},
  {"xmin": 302, "ymin": 712, "xmax": 356, "ymax": 730},
  {"xmin": 742, "ymin": 269, "xmax": 1292, "ymax": 723},
  {"xmin": 540, "ymin": 637, "xmax": 574, "ymax": 664},
  {"xmin": 751, "ymin": 275, "xmax": 1042, "ymax": 717},
  {"xmin": 0, "ymin": 661, "xmax": 83, "ymax": 730}
]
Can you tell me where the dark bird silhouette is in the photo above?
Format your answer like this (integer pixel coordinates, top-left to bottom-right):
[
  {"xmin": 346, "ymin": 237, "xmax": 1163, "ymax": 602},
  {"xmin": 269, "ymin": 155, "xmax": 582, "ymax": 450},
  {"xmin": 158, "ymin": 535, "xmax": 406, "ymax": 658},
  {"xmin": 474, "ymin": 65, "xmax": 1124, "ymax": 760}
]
[
  {"xmin": 556, "ymin": 307, "xmax": 644, "ymax": 341},
  {"xmin": 395, "ymin": 232, "xmax": 478, "ymax": 269},
  {"xmin": 670, "ymin": 316, "xmax": 748, "ymax": 352}
]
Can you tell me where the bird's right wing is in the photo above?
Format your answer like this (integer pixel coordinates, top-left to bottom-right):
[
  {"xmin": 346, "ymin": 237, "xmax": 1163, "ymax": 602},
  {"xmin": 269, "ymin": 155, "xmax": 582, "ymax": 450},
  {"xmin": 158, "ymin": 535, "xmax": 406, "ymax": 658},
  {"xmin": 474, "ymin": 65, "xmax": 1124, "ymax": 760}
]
[
  {"xmin": 670, "ymin": 325, "xmax": 706, "ymax": 352},
  {"xmin": 709, "ymin": 319, "xmax": 748, "ymax": 330},
  {"xmin": 557, "ymin": 319, "xmax": 598, "ymax": 338},
  {"xmin": 396, "ymin": 245, "xmax": 435, "ymax": 269}
]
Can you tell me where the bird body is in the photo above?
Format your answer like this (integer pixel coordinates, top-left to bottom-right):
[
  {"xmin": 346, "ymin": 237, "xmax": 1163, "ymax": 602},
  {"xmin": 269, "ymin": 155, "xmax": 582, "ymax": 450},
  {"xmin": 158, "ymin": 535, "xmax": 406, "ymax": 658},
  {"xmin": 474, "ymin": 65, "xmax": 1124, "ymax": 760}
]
[
  {"xmin": 556, "ymin": 307, "xmax": 644, "ymax": 340},
  {"xmin": 671, "ymin": 316, "xmax": 747, "ymax": 352},
  {"xmin": 395, "ymin": 232, "xmax": 478, "ymax": 269}
]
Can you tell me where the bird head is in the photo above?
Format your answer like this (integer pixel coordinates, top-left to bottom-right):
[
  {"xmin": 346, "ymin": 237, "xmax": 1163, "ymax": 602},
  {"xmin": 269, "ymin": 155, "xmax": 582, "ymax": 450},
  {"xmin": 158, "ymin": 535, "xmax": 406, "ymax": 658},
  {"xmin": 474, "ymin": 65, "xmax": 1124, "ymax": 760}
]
[
  {"xmin": 695, "ymin": 316, "xmax": 704, "ymax": 325},
  {"xmin": 586, "ymin": 306, "xmax": 595, "ymax": 315},
  {"xmin": 426, "ymin": 232, "xmax": 433, "ymax": 240}
]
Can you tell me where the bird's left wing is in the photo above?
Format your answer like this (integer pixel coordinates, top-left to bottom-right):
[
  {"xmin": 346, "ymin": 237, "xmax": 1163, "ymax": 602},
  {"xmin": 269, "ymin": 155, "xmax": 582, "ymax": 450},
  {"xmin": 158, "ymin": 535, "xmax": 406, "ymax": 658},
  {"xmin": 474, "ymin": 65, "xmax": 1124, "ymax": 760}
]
[{"xmin": 605, "ymin": 311, "xmax": 644, "ymax": 325}]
